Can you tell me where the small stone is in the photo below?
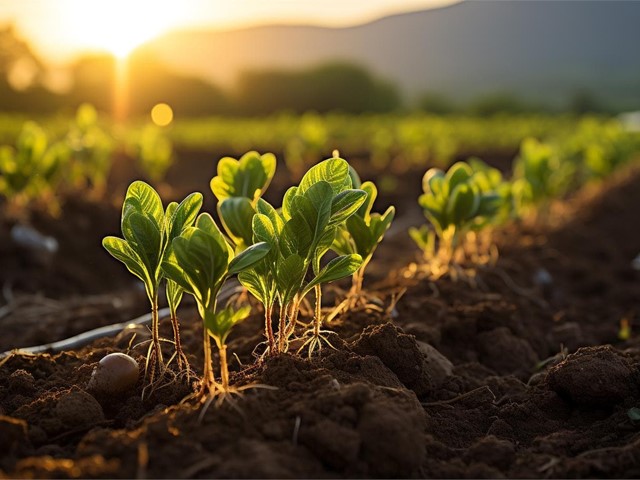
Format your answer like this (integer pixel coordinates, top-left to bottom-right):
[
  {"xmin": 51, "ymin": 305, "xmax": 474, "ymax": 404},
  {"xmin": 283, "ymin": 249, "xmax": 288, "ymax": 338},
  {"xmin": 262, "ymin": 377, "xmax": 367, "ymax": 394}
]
[{"xmin": 87, "ymin": 353, "xmax": 140, "ymax": 396}]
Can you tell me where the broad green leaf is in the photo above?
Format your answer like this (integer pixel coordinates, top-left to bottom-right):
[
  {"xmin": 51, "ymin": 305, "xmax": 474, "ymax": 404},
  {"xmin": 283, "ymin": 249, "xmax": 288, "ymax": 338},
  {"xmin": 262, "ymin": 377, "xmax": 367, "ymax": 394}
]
[
  {"xmin": 168, "ymin": 192, "xmax": 203, "ymax": 240},
  {"xmin": 195, "ymin": 213, "xmax": 234, "ymax": 260},
  {"xmin": 298, "ymin": 157, "xmax": 351, "ymax": 195},
  {"xmin": 304, "ymin": 254, "xmax": 362, "ymax": 294},
  {"xmin": 253, "ymin": 213, "xmax": 277, "ymax": 246},
  {"xmin": 279, "ymin": 214, "xmax": 313, "ymax": 258},
  {"xmin": 103, "ymin": 236, "xmax": 151, "ymax": 290},
  {"xmin": 423, "ymin": 169, "xmax": 446, "ymax": 197},
  {"xmin": 445, "ymin": 162, "xmax": 473, "ymax": 191},
  {"xmin": 238, "ymin": 268, "xmax": 273, "ymax": 306},
  {"xmin": 122, "ymin": 211, "xmax": 162, "ymax": 280},
  {"xmin": 122, "ymin": 180, "xmax": 164, "ymax": 229},
  {"xmin": 276, "ymin": 254, "xmax": 305, "ymax": 304},
  {"xmin": 256, "ymin": 198, "xmax": 284, "ymax": 234},
  {"xmin": 205, "ymin": 305, "xmax": 251, "ymax": 343},
  {"xmin": 329, "ymin": 189, "xmax": 367, "ymax": 226},
  {"xmin": 281, "ymin": 186, "xmax": 298, "ymax": 220},
  {"xmin": 211, "ymin": 151, "xmax": 276, "ymax": 202},
  {"xmin": 447, "ymin": 184, "xmax": 479, "ymax": 225},
  {"xmin": 228, "ymin": 241, "xmax": 271, "ymax": 275},
  {"xmin": 218, "ymin": 197, "xmax": 256, "ymax": 250}
]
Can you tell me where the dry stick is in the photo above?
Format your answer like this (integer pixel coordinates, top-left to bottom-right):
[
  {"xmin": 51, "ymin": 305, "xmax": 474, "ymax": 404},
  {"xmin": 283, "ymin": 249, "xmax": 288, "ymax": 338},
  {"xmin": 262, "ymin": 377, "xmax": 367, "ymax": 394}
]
[
  {"xmin": 0, "ymin": 281, "xmax": 239, "ymax": 359},
  {"xmin": 421, "ymin": 385, "xmax": 496, "ymax": 408}
]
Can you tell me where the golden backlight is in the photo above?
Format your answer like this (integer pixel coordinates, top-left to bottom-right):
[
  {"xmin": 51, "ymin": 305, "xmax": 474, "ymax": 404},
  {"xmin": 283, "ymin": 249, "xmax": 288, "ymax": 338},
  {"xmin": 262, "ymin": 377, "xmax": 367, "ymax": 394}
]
[{"xmin": 58, "ymin": 0, "xmax": 181, "ymax": 58}]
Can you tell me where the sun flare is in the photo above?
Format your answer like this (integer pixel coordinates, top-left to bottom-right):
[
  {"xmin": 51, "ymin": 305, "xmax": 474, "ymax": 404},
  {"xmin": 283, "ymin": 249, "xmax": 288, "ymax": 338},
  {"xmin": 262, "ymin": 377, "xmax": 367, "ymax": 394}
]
[{"xmin": 58, "ymin": 0, "xmax": 181, "ymax": 58}]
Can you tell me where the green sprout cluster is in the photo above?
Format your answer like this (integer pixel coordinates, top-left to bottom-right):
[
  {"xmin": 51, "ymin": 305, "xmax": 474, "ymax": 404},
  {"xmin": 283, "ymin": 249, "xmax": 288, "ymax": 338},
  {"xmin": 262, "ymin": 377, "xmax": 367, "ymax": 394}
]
[{"xmin": 103, "ymin": 151, "xmax": 395, "ymax": 405}]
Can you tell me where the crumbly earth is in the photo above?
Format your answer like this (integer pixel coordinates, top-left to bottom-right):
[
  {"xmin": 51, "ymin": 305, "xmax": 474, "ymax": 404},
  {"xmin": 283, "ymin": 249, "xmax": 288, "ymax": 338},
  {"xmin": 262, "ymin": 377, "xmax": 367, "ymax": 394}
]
[{"xmin": 1, "ymin": 158, "xmax": 640, "ymax": 478}]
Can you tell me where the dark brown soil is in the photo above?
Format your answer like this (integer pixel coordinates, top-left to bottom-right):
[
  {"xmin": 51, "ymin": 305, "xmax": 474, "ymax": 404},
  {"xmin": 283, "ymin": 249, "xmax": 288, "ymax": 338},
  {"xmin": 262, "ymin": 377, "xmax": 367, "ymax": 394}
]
[{"xmin": 1, "ymin": 157, "xmax": 640, "ymax": 478}]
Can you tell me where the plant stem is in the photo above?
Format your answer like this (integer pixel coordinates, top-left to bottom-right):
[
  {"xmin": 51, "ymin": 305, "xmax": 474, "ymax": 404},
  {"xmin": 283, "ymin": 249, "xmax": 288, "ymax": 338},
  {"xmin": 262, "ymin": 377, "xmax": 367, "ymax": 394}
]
[
  {"xmin": 169, "ymin": 308, "xmax": 185, "ymax": 370},
  {"xmin": 264, "ymin": 304, "xmax": 275, "ymax": 355},
  {"xmin": 219, "ymin": 344, "xmax": 229, "ymax": 391},
  {"xmin": 313, "ymin": 284, "xmax": 322, "ymax": 337},
  {"xmin": 151, "ymin": 294, "xmax": 163, "ymax": 370},
  {"xmin": 277, "ymin": 303, "xmax": 288, "ymax": 353},
  {"xmin": 202, "ymin": 323, "xmax": 215, "ymax": 394}
]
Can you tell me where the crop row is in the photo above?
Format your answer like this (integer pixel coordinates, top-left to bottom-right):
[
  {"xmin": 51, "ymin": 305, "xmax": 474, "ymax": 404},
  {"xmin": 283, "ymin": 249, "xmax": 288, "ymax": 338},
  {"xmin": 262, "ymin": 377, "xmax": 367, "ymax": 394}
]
[{"xmin": 104, "ymin": 124, "xmax": 639, "ymax": 406}]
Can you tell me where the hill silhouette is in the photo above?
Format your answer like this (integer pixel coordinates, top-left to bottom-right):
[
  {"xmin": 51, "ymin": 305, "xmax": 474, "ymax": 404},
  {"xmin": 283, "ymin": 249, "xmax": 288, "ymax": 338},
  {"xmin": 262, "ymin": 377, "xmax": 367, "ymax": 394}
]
[{"xmin": 140, "ymin": 1, "xmax": 640, "ymax": 109}]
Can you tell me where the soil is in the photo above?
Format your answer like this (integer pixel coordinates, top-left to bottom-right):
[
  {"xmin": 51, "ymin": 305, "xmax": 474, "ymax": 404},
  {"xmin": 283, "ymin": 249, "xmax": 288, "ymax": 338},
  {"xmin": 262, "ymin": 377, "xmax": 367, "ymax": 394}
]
[{"xmin": 1, "ymin": 153, "xmax": 640, "ymax": 478}]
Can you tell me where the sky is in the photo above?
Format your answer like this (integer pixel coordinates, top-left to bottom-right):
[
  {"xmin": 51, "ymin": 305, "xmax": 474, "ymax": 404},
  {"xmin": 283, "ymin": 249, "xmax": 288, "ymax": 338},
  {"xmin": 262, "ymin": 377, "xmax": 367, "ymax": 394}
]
[{"xmin": 0, "ymin": 0, "xmax": 456, "ymax": 61}]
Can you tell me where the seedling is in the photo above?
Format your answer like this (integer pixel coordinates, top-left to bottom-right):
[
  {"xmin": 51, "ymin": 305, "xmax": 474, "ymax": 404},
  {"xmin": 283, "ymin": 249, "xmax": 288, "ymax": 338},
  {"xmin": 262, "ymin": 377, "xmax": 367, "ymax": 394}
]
[
  {"xmin": 211, "ymin": 151, "xmax": 276, "ymax": 251},
  {"xmin": 161, "ymin": 212, "xmax": 269, "ymax": 402},
  {"xmin": 409, "ymin": 161, "xmax": 501, "ymax": 280},
  {"xmin": 103, "ymin": 182, "xmax": 202, "ymax": 387},
  {"xmin": 239, "ymin": 157, "xmax": 365, "ymax": 356},
  {"xmin": 332, "ymin": 171, "xmax": 395, "ymax": 307},
  {"xmin": 512, "ymin": 138, "xmax": 573, "ymax": 221},
  {"xmin": 134, "ymin": 124, "xmax": 173, "ymax": 183},
  {"xmin": 0, "ymin": 121, "xmax": 62, "ymax": 214},
  {"xmin": 65, "ymin": 103, "xmax": 114, "ymax": 194}
]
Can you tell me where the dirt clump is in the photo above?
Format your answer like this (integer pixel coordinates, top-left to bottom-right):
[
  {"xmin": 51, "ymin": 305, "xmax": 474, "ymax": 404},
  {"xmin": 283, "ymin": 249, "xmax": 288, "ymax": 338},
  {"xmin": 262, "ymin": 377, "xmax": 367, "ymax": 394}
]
[{"xmin": 546, "ymin": 345, "xmax": 636, "ymax": 407}]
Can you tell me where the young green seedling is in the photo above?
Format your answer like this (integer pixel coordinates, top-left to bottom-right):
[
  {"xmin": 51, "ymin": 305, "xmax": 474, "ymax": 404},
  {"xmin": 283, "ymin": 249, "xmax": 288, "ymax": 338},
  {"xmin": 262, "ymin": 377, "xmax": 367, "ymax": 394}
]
[
  {"xmin": 162, "ymin": 212, "xmax": 270, "ymax": 402},
  {"xmin": 512, "ymin": 138, "xmax": 573, "ymax": 220},
  {"xmin": 409, "ymin": 161, "xmax": 501, "ymax": 279},
  {"xmin": 103, "ymin": 182, "xmax": 202, "ymax": 387},
  {"xmin": 332, "ymin": 171, "xmax": 395, "ymax": 306},
  {"xmin": 240, "ymin": 157, "xmax": 365, "ymax": 356},
  {"xmin": 0, "ymin": 122, "xmax": 62, "ymax": 214},
  {"xmin": 211, "ymin": 151, "xmax": 276, "ymax": 251}
]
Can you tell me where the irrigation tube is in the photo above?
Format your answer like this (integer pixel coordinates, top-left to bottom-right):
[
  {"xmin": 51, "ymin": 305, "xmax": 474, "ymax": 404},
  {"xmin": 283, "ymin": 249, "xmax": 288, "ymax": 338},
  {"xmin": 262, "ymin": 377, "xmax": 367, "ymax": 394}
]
[{"xmin": 0, "ymin": 282, "xmax": 241, "ymax": 360}]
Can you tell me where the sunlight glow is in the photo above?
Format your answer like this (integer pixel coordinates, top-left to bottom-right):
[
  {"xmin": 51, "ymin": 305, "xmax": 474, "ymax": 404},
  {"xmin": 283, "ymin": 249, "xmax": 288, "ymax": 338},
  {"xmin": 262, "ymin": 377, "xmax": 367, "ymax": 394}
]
[
  {"xmin": 151, "ymin": 103, "xmax": 174, "ymax": 126},
  {"xmin": 58, "ymin": 0, "xmax": 181, "ymax": 58}
]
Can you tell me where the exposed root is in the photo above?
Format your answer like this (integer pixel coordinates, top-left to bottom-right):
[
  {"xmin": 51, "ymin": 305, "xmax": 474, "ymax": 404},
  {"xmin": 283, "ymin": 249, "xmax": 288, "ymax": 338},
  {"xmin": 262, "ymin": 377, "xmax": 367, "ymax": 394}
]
[
  {"xmin": 296, "ymin": 329, "xmax": 339, "ymax": 357},
  {"xmin": 197, "ymin": 382, "xmax": 277, "ymax": 423}
]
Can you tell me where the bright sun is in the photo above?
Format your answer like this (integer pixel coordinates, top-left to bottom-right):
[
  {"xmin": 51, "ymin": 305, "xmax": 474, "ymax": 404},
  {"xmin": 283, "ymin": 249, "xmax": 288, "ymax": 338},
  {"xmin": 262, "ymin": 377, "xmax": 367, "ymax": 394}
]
[{"xmin": 60, "ymin": 0, "xmax": 181, "ymax": 58}]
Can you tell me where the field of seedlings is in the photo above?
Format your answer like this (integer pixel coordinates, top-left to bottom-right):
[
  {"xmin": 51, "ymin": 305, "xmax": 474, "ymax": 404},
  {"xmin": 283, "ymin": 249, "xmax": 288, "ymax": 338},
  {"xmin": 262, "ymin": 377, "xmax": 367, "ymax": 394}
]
[{"xmin": 1, "ymin": 110, "xmax": 640, "ymax": 478}]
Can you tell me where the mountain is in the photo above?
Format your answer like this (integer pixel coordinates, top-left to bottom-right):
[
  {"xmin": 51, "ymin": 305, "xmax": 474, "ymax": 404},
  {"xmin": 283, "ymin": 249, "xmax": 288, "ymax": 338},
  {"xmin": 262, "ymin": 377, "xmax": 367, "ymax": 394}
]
[{"xmin": 140, "ymin": 1, "xmax": 640, "ymax": 109}]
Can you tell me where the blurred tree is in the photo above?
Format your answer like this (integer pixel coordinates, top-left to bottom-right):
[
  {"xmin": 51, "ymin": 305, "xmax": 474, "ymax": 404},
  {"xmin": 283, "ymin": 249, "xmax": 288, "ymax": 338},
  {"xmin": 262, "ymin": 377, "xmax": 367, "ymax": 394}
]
[
  {"xmin": 468, "ymin": 92, "xmax": 532, "ymax": 116},
  {"xmin": 67, "ymin": 54, "xmax": 117, "ymax": 113},
  {"xmin": 417, "ymin": 92, "xmax": 457, "ymax": 114},
  {"xmin": 567, "ymin": 89, "xmax": 606, "ymax": 115},
  {"xmin": 235, "ymin": 62, "xmax": 401, "ymax": 115},
  {"xmin": 127, "ymin": 53, "xmax": 231, "ymax": 116},
  {"xmin": 0, "ymin": 25, "xmax": 44, "ymax": 88}
]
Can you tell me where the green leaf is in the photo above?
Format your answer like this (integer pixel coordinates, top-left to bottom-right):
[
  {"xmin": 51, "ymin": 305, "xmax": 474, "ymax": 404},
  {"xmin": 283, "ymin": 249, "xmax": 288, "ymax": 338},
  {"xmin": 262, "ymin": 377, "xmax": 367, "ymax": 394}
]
[
  {"xmin": 218, "ymin": 197, "xmax": 256, "ymax": 250},
  {"xmin": 298, "ymin": 157, "xmax": 351, "ymax": 195},
  {"xmin": 204, "ymin": 305, "xmax": 251, "ymax": 343},
  {"xmin": 423, "ymin": 169, "xmax": 446, "ymax": 197},
  {"xmin": 357, "ymin": 181, "xmax": 377, "ymax": 220},
  {"xmin": 122, "ymin": 212, "xmax": 162, "ymax": 281},
  {"xmin": 329, "ymin": 189, "xmax": 367, "ymax": 226},
  {"xmin": 238, "ymin": 268, "xmax": 273, "ymax": 306},
  {"xmin": 122, "ymin": 180, "xmax": 164, "ymax": 229},
  {"xmin": 304, "ymin": 254, "xmax": 362, "ymax": 294},
  {"xmin": 103, "ymin": 236, "xmax": 151, "ymax": 290},
  {"xmin": 168, "ymin": 192, "xmax": 203, "ymax": 241},
  {"xmin": 445, "ymin": 162, "xmax": 473, "ymax": 191},
  {"xmin": 448, "ymin": 183, "xmax": 480, "ymax": 225},
  {"xmin": 166, "ymin": 278, "xmax": 184, "ymax": 315},
  {"xmin": 256, "ymin": 198, "xmax": 284, "ymax": 234},
  {"xmin": 210, "ymin": 151, "xmax": 276, "ymax": 202},
  {"xmin": 276, "ymin": 254, "xmax": 305, "ymax": 304},
  {"xmin": 228, "ymin": 241, "xmax": 271, "ymax": 275}
]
